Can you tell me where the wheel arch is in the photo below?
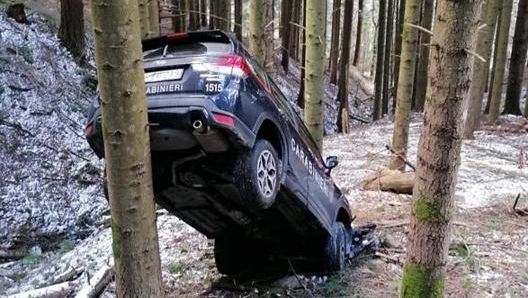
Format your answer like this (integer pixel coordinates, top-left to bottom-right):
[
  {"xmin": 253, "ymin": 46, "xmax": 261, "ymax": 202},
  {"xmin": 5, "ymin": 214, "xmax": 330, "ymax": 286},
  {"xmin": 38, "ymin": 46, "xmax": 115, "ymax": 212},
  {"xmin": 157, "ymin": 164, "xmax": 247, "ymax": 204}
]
[{"xmin": 253, "ymin": 115, "xmax": 288, "ymax": 166}]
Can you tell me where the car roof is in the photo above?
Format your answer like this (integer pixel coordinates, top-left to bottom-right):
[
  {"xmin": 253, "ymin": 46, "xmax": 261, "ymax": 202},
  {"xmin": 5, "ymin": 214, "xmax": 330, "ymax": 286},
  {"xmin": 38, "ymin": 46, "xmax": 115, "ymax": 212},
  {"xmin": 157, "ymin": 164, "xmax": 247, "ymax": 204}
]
[{"xmin": 141, "ymin": 30, "xmax": 237, "ymax": 53}]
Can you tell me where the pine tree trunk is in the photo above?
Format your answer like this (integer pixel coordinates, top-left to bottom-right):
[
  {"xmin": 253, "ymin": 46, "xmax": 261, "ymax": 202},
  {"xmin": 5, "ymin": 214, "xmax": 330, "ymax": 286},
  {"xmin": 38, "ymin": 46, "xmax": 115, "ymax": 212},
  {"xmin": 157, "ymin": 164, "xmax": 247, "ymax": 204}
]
[
  {"xmin": 147, "ymin": 0, "xmax": 159, "ymax": 37},
  {"xmin": 329, "ymin": 0, "xmax": 342, "ymax": 84},
  {"xmin": 249, "ymin": 0, "xmax": 266, "ymax": 65},
  {"xmin": 488, "ymin": 0, "xmax": 513, "ymax": 123},
  {"xmin": 304, "ymin": 0, "xmax": 326, "ymax": 150},
  {"xmin": 464, "ymin": 0, "xmax": 499, "ymax": 139},
  {"xmin": 389, "ymin": 0, "xmax": 422, "ymax": 171},
  {"xmin": 200, "ymin": 0, "xmax": 207, "ymax": 27},
  {"xmin": 218, "ymin": 0, "xmax": 231, "ymax": 31},
  {"xmin": 297, "ymin": 0, "xmax": 307, "ymax": 108},
  {"xmin": 281, "ymin": 0, "xmax": 292, "ymax": 72},
  {"xmin": 188, "ymin": 0, "xmax": 200, "ymax": 30},
  {"xmin": 353, "ymin": 0, "xmax": 363, "ymax": 67},
  {"xmin": 503, "ymin": 0, "xmax": 528, "ymax": 115},
  {"xmin": 382, "ymin": 0, "xmax": 395, "ymax": 115},
  {"xmin": 373, "ymin": 0, "xmax": 387, "ymax": 121},
  {"xmin": 337, "ymin": 0, "xmax": 354, "ymax": 133},
  {"xmin": 235, "ymin": 0, "xmax": 243, "ymax": 39},
  {"xmin": 412, "ymin": 0, "xmax": 434, "ymax": 112},
  {"xmin": 138, "ymin": 0, "xmax": 150, "ymax": 38},
  {"xmin": 264, "ymin": 0, "xmax": 275, "ymax": 75},
  {"xmin": 172, "ymin": 0, "xmax": 184, "ymax": 32},
  {"xmin": 90, "ymin": 0, "xmax": 164, "ymax": 296},
  {"xmin": 59, "ymin": 0, "xmax": 85, "ymax": 60},
  {"xmin": 400, "ymin": 1, "xmax": 481, "ymax": 297},
  {"xmin": 289, "ymin": 0, "xmax": 301, "ymax": 61},
  {"xmin": 484, "ymin": 12, "xmax": 501, "ymax": 112},
  {"xmin": 392, "ymin": 0, "xmax": 406, "ymax": 111}
]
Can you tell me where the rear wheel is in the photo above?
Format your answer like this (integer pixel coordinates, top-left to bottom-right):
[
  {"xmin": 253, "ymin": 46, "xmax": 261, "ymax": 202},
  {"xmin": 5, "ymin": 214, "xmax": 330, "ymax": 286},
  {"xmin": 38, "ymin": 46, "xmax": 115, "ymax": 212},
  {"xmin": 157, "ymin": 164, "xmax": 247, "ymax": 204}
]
[
  {"xmin": 322, "ymin": 222, "xmax": 347, "ymax": 272},
  {"xmin": 235, "ymin": 139, "xmax": 281, "ymax": 210}
]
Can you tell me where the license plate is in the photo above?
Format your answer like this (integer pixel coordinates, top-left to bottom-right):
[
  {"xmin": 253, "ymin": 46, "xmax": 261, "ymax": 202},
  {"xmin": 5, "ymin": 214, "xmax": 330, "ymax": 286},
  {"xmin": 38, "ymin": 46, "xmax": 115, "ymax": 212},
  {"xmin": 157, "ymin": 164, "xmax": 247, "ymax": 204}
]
[{"xmin": 145, "ymin": 69, "xmax": 184, "ymax": 83}]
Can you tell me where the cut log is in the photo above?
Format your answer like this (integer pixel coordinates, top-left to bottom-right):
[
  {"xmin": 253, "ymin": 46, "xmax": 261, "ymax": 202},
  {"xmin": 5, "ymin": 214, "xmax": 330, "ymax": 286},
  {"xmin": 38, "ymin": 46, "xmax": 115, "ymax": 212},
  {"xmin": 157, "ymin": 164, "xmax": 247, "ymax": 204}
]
[
  {"xmin": 0, "ymin": 248, "xmax": 28, "ymax": 260},
  {"xmin": 74, "ymin": 260, "xmax": 114, "ymax": 298},
  {"xmin": 6, "ymin": 281, "xmax": 75, "ymax": 298},
  {"xmin": 362, "ymin": 170, "xmax": 415, "ymax": 194}
]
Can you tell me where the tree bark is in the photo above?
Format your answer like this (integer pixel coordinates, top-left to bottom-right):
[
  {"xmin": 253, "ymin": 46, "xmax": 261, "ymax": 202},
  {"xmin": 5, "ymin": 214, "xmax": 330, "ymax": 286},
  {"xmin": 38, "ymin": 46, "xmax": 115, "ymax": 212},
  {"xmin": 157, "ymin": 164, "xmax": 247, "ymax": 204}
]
[
  {"xmin": 188, "ymin": 0, "xmax": 200, "ymax": 30},
  {"xmin": 392, "ymin": 0, "xmax": 406, "ymax": 110},
  {"xmin": 297, "ymin": 0, "xmax": 307, "ymax": 108},
  {"xmin": 138, "ymin": 0, "xmax": 150, "ymax": 38},
  {"xmin": 336, "ymin": 0, "xmax": 354, "ymax": 133},
  {"xmin": 382, "ymin": 0, "xmax": 395, "ymax": 115},
  {"xmin": 289, "ymin": 0, "xmax": 301, "ymax": 62},
  {"xmin": 90, "ymin": 0, "xmax": 164, "ymax": 296},
  {"xmin": 304, "ymin": 0, "xmax": 326, "ymax": 150},
  {"xmin": 217, "ymin": 0, "xmax": 231, "ymax": 31},
  {"xmin": 147, "ymin": 0, "xmax": 159, "ymax": 37},
  {"xmin": 464, "ymin": 0, "xmax": 499, "ymax": 139},
  {"xmin": 389, "ymin": 0, "xmax": 422, "ymax": 171},
  {"xmin": 373, "ymin": 0, "xmax": 387, "ymax": 121},
  {"xmin": 488, "ymin": 0, "xmax": 513, "ymax": 123},
  {"xmin": 249, "ymin": 0, "xmax": 271, "ymax": 69},
  {"xmin": 59, "ymin": 0, "xmax": 85, "ymax": 60},
  {"xmin": 400, "ymin": 1, "xmax": 481, "ymax": 297},
  {"xmin": 280, "ymin": 0, "xmax": 292, "ymax": 73},
  {"xmin": 353, "ymin": 0, "xmax": 364, "ymax": 67},
  {"xmin": 412, "ymin": 0, "xmax": 434, "ymax": 112},
  {"xmin": 503, "ymin": 0, "xmax": 528, "ymax": 115},
  {"xmin": 484, "ymin": 10, "xmax": 501, "ymax": 112},
  {"xmin": 329, "ymin": 0, "xmax": 342, "ymax": 85},
  {"xmin": 235, "ymin": 0, "xmax": 243, "ymax": 39},
  {"xmin": 200, "ymin": 0, "xmax": 207, "ymax": 27},
  {"xmin": 264, "ymin": 0, "xmax": 275, "ymax": 75}
]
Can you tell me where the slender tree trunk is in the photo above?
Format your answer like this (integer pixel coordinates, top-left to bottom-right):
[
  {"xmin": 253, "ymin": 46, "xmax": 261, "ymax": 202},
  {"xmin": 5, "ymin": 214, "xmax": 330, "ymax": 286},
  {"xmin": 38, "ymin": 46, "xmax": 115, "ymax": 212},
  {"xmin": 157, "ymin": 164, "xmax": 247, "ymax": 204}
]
[
  {"xmin": 281, "ymin": 0, "xmax": 292, "ymax": 72},
  {"xmin": 200, "ymin": 0, "xmax": 207, "ymax": 27},
  {"xmin": 485, "ymin": 13, "xmax": 501, "ymax": 103},
  {"xmin": 304, "ymin": 0, "xmax": 326, "ymax": 150},
  {"xmin": 235, "ymin": 0, "xmax": 243, "ymax": 39},
  {"xmin": 90, "ymin": 0, "xmax": 164, "ymax": 296},
  {"xmin": 264, "ymin": 0, "xmax": 275, "ymax": 75},
  {"xmin": 188, "ymin": 0, "xmax": 200, "ymax": 30},
  {"xmin": 465, "ymin": 0, "xmax": 499, "ymax": 139},
  {"xmin": 337, "ymin": 0, "xmax": 354, "ymax": 133},
  {"xmin": 392, "ymin": 0, "xmax": 406, "ymax": 112},
  {"xmin": 172, "ymin": 0, "xmax": 184, "ymax": 32},
  {"xmin": 297, "ymin": 0, "xmax": 307, "ymax": 108},
  {"xmin": 413, "ymin": 0, "xmax": 434, "ymax": 112},
  {"xmin": 503, "ymin": 0, "xmax": 528, "ymax": 115},
  {"xmin": 146, "ymin": 0, "xmax": 159, "ymax": 37},
  {"xmin": 290, "ymin": 0, "xmax": 301, "ymax": 61},
  {"xmin": 59, "ymin": 0, "xmax": 85, "ymax": 60},
  {"xmin": 373, "ymin": 0, "xmax": 387, "ymax": 121},
  {"xmin": 389, "ymin": 0, "xmax": 422, "ymax": 171},
  {"xmin": 138, "ymin": 0, "xmax": 150, "ymax": 38},
  {"xmin": 329, "ymin": 0, "xmax": 342, "ymax": 84},
  {"xmin": 400, "ymin": 1, "xmax": 481, "ymax": 297},
  {"xmin": 488, "ymin": 0, "xmax": 513, "ymax": 123},
  {"xmin": 353, "ymin": 0, "xmax": 363, "ymax": 67},
  {"xmin": 382, "ymin": 0, "xmax": 394, "ymax": 115},
  {"xmin": 217, "ymin": 0, "xmax": 231, "ymax": 31}
]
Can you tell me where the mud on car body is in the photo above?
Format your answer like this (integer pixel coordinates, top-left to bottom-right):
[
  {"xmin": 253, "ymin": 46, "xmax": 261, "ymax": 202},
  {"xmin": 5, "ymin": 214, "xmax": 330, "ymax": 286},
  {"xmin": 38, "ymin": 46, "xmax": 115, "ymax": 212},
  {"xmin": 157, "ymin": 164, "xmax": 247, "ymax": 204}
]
[{"xmin": 85, "ymin": 30, "xmax": 356, "ymax": 274}]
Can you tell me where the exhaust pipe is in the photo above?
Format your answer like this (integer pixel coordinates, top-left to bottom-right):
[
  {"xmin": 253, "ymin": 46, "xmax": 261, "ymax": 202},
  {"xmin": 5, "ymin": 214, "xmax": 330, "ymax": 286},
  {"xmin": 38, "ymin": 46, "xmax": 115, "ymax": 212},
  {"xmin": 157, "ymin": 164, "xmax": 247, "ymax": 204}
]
[{"xmin": 192, "ymin": 119, "xmax": 207, "ymax": 134}]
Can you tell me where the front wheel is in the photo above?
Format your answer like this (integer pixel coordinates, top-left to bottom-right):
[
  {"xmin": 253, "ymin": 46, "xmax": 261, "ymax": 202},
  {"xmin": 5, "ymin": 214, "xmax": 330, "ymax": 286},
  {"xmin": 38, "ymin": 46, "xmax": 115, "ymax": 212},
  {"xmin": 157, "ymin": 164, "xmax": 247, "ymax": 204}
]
[
  {"xmin": 322, "ymin": 222, "xmax": 347, "ymax": 272},
  {"xmin": 235, "ymin": 139, "xmax": 281, "ymax": 210}
]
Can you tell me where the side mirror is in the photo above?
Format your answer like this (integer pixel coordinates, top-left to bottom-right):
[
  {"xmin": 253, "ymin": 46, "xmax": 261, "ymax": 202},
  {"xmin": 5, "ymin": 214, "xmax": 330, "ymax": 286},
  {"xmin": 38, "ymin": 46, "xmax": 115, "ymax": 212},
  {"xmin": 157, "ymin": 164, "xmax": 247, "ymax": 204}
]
[{"xmin": 325, "ymin": 156, "xmax": 339, "ymax": 174}]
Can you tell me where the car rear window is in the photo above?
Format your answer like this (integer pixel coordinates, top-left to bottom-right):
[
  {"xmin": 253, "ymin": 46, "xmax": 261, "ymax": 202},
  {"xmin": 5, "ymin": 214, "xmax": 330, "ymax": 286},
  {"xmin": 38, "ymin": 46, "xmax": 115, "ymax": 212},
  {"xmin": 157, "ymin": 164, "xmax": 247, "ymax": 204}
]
[{"xmin": 143, "ymin": 42, "xmax": 232, "ymax": 59}]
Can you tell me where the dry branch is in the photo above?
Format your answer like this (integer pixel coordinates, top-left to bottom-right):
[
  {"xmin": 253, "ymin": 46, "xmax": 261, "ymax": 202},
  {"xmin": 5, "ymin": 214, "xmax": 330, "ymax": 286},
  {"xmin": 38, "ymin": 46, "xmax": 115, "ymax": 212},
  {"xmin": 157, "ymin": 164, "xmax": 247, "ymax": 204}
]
[{"xmin": 6, "ymin": 281, "xmax": 75, "ymax": 298}]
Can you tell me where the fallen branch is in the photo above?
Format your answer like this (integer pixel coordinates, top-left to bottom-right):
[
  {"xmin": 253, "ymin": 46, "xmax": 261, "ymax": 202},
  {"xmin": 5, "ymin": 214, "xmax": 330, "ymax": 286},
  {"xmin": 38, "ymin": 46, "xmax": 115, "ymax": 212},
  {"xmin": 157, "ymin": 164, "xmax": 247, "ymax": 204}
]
[
  {"xmin": 512, "ymin": 193, "xmax": 528, "ymax": 216},
  {"xmin": 0, "ymin": 248, "xmax": 28, "ymax": 260},
  {"xmin": 6, "ymin": 281, "xmax": 75, "ymax": 298},
  {"xmin": 374, "ymin": 251, "xmax": 402, "ymax": 265},
  {"xmin": 74, "ymin": 260, "xmax": 114, "ymax": 298},
  {"xmin": 362, "ymin": 170, "xmax": 414, "ymax": 194},
  {"xmin": 385, "ymin": 145, "xmax": 416, "ymax": 171},
  {"xmin": 53, "ymin": 266, "xmax": 85, "ymax": 284}
]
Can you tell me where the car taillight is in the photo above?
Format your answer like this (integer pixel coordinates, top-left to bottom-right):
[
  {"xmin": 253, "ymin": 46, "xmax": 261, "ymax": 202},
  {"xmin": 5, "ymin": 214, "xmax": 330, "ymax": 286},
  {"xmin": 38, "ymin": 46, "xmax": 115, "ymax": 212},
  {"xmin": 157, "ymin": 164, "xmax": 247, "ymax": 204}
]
[
  {"xmin": 212, "ymin": 112, "xmax": 235, "ymax": 128},
  {"xmin": 167, "ymin": 32, "xmax": 189, "ymax": 40},
  {"xmin": 84, "ymin": 122, "xmax": 94, "ymax": 137},
  {"xmin": 216, "ymin": 55, "xmax": 251, "ymax": 78}
]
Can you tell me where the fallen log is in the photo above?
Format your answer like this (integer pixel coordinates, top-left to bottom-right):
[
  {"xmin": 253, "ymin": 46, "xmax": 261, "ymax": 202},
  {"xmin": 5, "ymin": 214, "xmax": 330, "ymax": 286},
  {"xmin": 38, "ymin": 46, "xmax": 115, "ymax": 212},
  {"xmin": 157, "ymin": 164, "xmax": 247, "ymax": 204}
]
[
  {"xmin": 0, "ymin": 248, "xmax": 28, "ymax": 260},
  {"xmin": 74, "ymin": 260, "xmax": 114, "ymax": 298},
  {"xmin": 362, "ymin": 170, "xmax": 415, "ymax": 194},
  {"xmin": 53, "ymin": 266, "xmax": 85, "ymax": 284},
  {"xmin": 6, "ymin": 281, "xmax": 75, "ymax": 298}
]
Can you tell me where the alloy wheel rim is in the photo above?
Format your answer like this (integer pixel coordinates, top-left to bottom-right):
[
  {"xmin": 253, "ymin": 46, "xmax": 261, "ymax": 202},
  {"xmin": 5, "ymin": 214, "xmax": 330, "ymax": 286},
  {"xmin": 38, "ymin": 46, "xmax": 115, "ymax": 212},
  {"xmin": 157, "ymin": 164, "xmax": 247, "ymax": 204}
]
[{"xmin": 256, "ymin": 150, "xmax": 277, "ymax": 198}]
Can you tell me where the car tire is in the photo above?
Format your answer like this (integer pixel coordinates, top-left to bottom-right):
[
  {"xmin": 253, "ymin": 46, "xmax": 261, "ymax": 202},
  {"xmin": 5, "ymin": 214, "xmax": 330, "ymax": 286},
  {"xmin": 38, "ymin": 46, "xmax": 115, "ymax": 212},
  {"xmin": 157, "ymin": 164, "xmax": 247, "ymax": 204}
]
[
  {"xmin": 214, "ymin": 235, "xmax": 248, "ymax": 275},
  {"xmin": 235, "ymin": 139, "xmax": 281, "ymax": 210},
  {"xmin": 323, "ymin": 222, "xmax": 346, "ymax": 272}
]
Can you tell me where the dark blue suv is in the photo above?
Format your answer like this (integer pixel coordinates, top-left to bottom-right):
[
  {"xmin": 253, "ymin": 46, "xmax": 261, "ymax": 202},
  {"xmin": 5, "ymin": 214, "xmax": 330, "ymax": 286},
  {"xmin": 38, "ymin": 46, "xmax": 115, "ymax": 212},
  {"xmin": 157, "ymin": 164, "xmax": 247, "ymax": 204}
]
[{"xmin": 85, "ymin": 30, "xmax": 355, "ymax": 275}]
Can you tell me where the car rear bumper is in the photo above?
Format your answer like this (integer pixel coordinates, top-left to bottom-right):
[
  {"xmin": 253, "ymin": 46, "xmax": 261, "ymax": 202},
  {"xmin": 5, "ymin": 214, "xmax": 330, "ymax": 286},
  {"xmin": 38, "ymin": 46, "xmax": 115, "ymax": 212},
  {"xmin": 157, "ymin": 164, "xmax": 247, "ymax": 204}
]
[{"xmin": 86, "ymin": 96, "xmax": 256, "ymax": 157}]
